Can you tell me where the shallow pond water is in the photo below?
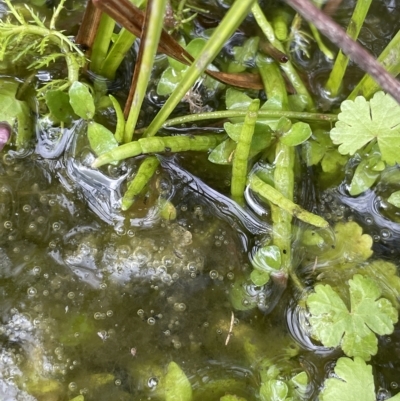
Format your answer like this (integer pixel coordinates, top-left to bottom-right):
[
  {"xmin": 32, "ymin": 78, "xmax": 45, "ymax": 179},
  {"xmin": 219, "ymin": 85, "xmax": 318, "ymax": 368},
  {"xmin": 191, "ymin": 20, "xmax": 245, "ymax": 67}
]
[{"xmin": 1, "ymin": 1, "xmax": 400, "ymax": 400}]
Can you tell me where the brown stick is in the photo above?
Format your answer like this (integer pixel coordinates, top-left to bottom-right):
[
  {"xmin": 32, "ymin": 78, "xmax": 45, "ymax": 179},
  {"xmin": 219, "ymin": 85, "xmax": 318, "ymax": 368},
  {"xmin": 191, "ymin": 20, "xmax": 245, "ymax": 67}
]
[
  {"xmin": 92, "ymin": 0, "xmax": 264, "ymax": 89},
  {"xmin": 75, "ymin": 1, "xmax": 102, "ymax": 54},
  {"xmin": 285, "ymin": 0, "xmax": 400, "ymax": 104}
]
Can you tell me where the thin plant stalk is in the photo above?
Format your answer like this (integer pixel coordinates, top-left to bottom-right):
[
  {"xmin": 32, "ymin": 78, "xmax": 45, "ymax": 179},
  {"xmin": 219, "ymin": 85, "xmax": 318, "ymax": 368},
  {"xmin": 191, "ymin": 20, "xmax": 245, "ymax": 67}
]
[
  {"xmin": 231, "ymin": 99, "xmax": 259, "ymax": 204},
  {"xmin": 99, "ymin": 28, "xmax": 137, "ymax": 80},
  {"xmin": 121, "ymin": 156, "xmax": 160, "ymax": 211},
  {"xmin": 151, "ymin": 109, "xmax": 338, "ymax": 130},
  {"xmin": 251, "ymin": 3, "xmax": 315, "ymax": 111},
  {"xmin": 348, "ymin": 29, "xmax": 400, "ymax": 100},
  {"xmin": 90, "ymin": 13, "xmax": 115, "ymax": 74},
  {"xmin": 143, "ymin": 0, "xmax": 257, "ymax": 138},
  {"xmin": 124, "ymin": 0, "xmax": 168, "ymax": 143},
  {"xmin": 325, "ymin": 0, "xmax": 373, "ymax": 97},
  {"xmin": 285, "ymin": 0, "xmax": 400, "ymax": 105}
]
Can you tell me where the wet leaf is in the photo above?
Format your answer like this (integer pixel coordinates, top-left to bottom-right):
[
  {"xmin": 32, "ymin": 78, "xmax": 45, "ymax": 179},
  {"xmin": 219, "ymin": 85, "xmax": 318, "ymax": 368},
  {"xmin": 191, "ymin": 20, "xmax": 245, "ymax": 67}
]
[
  {"xmin": 250, "ymin": 269, "xmax": 270, "ymax": 286},
  {"xmin": 349, "ymin": 156, "xmax": 381, "ymax": 196},
  {"xmin": 280, "ymin": 122, "xmax": 312, "ymax": 146},
  {"xmin": 0, "ymin": 80, "xmax": 32, "ymax": 149},
  {"xmin": 69, "ymin": 82, "xmax": 95, "ymax": 120},
  {"xmin": 228, "ymin": 37, "xmax": 260, "ymax": 73},
  {"xmin": 225, "ymin": 88, "xmax": 253, "ymax": 109},
  {"xmin": 165, "ymin": 361, "xmax": 192, "ymax": 401},
  {"xmin": 318, "ymin": 221, "xmax": 373, "ymax": 264},
  {"xmin": 388, "ymin": 190, "xmax": 400, "ymax": 208},
  {"xmin": 260, "ymin": 379, "xmax": 288, "ymax": 401},
  {"xmin": 45, "ymin": 90, "xmax": 75, "ymax": 123},
  {"xmin": 307, "ymin": 274, "xmax": 398, "ymax": 360},
  {"xmin": 319, "ymin": 357, "xmax": 375, "ymax": 401},
  {"xmin": 330, "ymin": 91, "xmax": 400, "ymax": 165},
  {"xmin": 251, "ymin": 245, "xmax": 282, "ymax": 272},
  {"xmin": 157, "ymin": 66, "xmax": 185, "ymax": 96},
  {"xmin": 208, "ymin": 138, "xmax": 236, "ymax": 165},
  {"xmin": 87, "ymin": 121, "xmax": 118, "ymax": 164}
]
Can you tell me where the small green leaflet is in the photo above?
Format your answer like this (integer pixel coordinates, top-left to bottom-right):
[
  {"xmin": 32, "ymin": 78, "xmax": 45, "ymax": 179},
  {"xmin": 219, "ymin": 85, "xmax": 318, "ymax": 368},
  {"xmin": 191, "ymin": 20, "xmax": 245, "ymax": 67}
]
[
  {"xmin": 87, "ymin": 122, "xmax": 118, "ymax": 165},
  {"xmin": 220, "ymin": 395, "xmax": 248, "ymax": 401},
  {"xmin": 165, "ymin": 361, "xmax": 192, "ymax": 401},
  {"xmin": 228, "ymin": 36, "xmax": 260, "ymax": 73},
  {"xmin": 320, "ymin": 356, "xmax": 400, "ymax": 401},
  {"xmin": 306, "ymin": 274, "xmax": 398, "ymax": 360},
  {"xmin": 388, "ymin": 190, "xmax": 400, "ymax": 207},
  {"xmin": 45, "ymin": 90, "xmax": 76, "ymax": 123},
  {"xmin": 330, "ymin": 91, "xmax": 400, "ymax": 165},
  {"xmin": 280, "ymin": 122, "xmax": 312, "ymax": 146},
  {"xmin": 69, "ymin": 82, "xmax": 95, "ymax": 120}
]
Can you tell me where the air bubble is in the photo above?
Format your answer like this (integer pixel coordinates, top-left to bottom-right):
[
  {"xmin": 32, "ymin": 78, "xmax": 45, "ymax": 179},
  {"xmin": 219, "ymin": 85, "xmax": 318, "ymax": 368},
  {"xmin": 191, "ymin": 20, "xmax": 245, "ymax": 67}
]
[
  {"xmin": 380, "ymin": 229, "xmax": 391, "ymax": 239},
  {"xmin": 148, "ymin": 377, "xmax": 159, "ymax": 388},
  {"xmin": 94, "ymin": 312, "xmax": 105, "ymax": 320},
  {"xmin": 27, "ymin": 287, "xmax": 37, "ymax": 296},
  {"xmin": 115, "ymin": 379, "xmax": 122, "ymax": 386},
  {"xmin": 48, "ymin": 199, "xmax": 57, "ymax": 207},
  {"xmin": 39, "ymin": 195, "xmax": 48, "ymax": 204},
  {"xmin": 52, "ymin": 222, "xmax": 61, "ymax": 231},
  {"xmin": 22, "ymin": 205, "xmax": 31, "ymax": 213},
  {"xmin": 43, "ymin": 290, "xmax": 49, "ymax": 296},
  {"xmin": 67, "ymin": 292, "xmax": 75, "ymax": 299},
  {"xmin": 4, "ymin": 221, "xmax": 12, "ymax": 229},
  {"xmin": 365, "ymin": 216, "xmax": 373, "ymax": 225},
  {"xmin": 209, "ymin": 270, "xmax": 219, "ymax": 279},
  {"xmin": 106, "ymin": 310, "xmax": 113, "ymax": 317},
  {"xmin": 68, "ymin": 382, "xmax": 77, "ymax": 391},
  {"xmin": 33, "ymin": 266, "xmax": 41, "ymax": 275},
  {"xmin": 147, "ymin": 317, "xmax": 156, "ymax": 325},
  {"xmin": 187, "ymin": 262, "xmax": 197, "ymax": 272},
  {"xmin": 137, "ymin": 309, "xmax": 144, "ymax": 317},
  {"xmin": 174, "ymin": 303, "xmax": 186, "ymax": 312},
  {"xmin": 28, "ymin": 223, "xmax": 37, "ymax": 231}
]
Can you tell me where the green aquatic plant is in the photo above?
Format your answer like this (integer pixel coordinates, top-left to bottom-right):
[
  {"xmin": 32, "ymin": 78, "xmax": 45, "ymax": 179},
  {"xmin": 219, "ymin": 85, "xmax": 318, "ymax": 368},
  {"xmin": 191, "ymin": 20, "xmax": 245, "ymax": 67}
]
[
  {"xmin": 306, "ymin": 274, "xmax": 398, "ymax": 360},
  {"xmin": 319, "ymin": 357, "xmax": 400, "ymax": 401}
]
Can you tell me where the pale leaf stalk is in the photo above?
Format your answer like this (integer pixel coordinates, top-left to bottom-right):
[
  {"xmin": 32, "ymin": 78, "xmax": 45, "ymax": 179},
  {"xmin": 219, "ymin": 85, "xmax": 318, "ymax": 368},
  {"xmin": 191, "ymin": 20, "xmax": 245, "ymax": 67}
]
[
  {"xmin": 251, "ymin": 3, "xmax": 315, "ymax": 111},
  {"xmin": 100, "ymin": 28, "xmax": 137, "ymax": 80},
  {"xmin": 326, "ymin": 0, "xmax": 373, "ymax": 97},
  {"xmin": 142, "ymin": 109, "xmax": 338, "ymax": 131},
  {"xmin": 348, "ymin": 29, "xmax": 400, "ymax": 100},
  {"xmin": 124, "ymin": 0, "xmax": 168, "ymax": 143},
  {"xmin": 231, "ymin": 99, "xmax": 259, "ymax": 204},
  {"xmin": 50, "ymin": 0, "xmax": 67, "ymax": 30},
  {"xmin": 143, "ymin": 0, "xmax": 258, "ymax": 138},
  {"xmin": 90, "ymin": 13, "xmax": 115, "ymax": 74}
]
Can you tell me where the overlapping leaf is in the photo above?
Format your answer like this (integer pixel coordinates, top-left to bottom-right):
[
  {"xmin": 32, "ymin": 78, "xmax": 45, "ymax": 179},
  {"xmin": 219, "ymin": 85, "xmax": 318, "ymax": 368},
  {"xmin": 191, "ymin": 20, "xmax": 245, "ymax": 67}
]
[
  {"xmin": 330, "ymin": 91, "xmax": 400, "ymax": 165},
  {"xmin": 307, "ymin": 274, "xmax": 398, "ymax": 360}
]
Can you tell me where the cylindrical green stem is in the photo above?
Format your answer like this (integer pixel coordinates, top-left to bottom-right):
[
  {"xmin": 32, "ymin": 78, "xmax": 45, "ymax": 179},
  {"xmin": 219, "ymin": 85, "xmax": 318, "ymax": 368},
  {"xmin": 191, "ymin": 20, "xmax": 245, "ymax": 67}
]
[
  {"xmin": 90, "ymin": 13, "xmax": 116, "ymax": 74},
  {"xmin": 100, "ymin": 28, "xmax": 137, "ymax": 80},
  {"xmin": 251, "ymin": 3, "xmax": 315, "ymax": 111},
  {"xmin": 231, "ymin": 99, "xmax": 259, "ymax": 204},
  {"xmin": 121, "ymin": 156, "xmax": 159, "ymax": 211},
  {"xmin": 92, "ymin": 134, "xmax": 224, "ymax": 167},
  {"xmin": 124, "ymin": 0, "xmax": 168, "ymax": 143},
  {"xmin": 143, "ymin": 0, "xmax": 257, "ymax": 138},
  {"xmin": 249, "ymin": 174, "xmax": 329, "ymax": 228},
  {"xmin": 326, "ymin": 0, "xmax": 373, "ymax": 96},
  {"xmin": 153, "ymin": 109, "xmax": 338, "ymax": 130},
  {"xmin": 348, "ymin": 29, "xmax": 400, "ymax": 100}
]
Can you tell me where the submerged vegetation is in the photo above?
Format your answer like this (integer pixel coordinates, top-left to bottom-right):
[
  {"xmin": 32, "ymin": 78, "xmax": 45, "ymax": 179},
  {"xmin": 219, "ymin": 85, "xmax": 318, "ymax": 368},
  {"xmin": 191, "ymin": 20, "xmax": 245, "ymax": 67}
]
[{"xmin": 1, "ymin": 0, "xmax": 400, "ymax": 400}]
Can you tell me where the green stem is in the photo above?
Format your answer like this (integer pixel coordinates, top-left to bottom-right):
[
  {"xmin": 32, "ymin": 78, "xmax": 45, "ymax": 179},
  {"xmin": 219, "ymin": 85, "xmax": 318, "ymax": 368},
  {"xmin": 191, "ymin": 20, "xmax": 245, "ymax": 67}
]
[
  {"xmin": 121, "ymin": 156, "xmax": 160, "ymax": 211},
  {"xmin": 124, "ymin": 0, "xmax": 168, "ymax": 143},
  {"xmin": 143, "ymin": 0, "xmax": 257, "ymax": 138},
  {"xmin": 151, "ymin": 110, "xmax": 337, "ymax": 130},
  {"xmin": 249, "ymin": 174, "xmax": 329, "ymax": 228},
  {"xmin": 326, "ymin": 0, "xmax": 373, "ymax": 96},
  {"xmin": 251, "ymin": 3, "xmax": 315, "ymax": 111},
  {"xmin": 92, "ymin": 134, "xmax": 224, "ymax": 167},
  {"xmin": 308, "ymin": 22, "xmax": 334, "ymax": 60},
  {"xmin": 348, "ymin": 29, "xmax": 400, "ymax": 100},
  {"xmin": 100, "ymin": 28, "xmax": 137, "ymax": 80},
  {"xmin": 90, "ymin": 13, "xmax": 115, "ymax": 74},
  {"xmin": 231, "ymin": 99, "xmax": 259, "ymax": 204}
]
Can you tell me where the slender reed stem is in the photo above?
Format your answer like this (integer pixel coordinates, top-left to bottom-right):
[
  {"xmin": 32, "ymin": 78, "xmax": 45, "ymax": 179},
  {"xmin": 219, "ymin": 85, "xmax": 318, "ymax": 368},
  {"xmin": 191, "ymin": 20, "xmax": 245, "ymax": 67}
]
[
  {"xmin": 325, "ymin": 0, "xmax": 373, "ymax": 96},
  {"xmin": 143, "ymin": 0, "xmax": 258, "ymax": 138}
]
